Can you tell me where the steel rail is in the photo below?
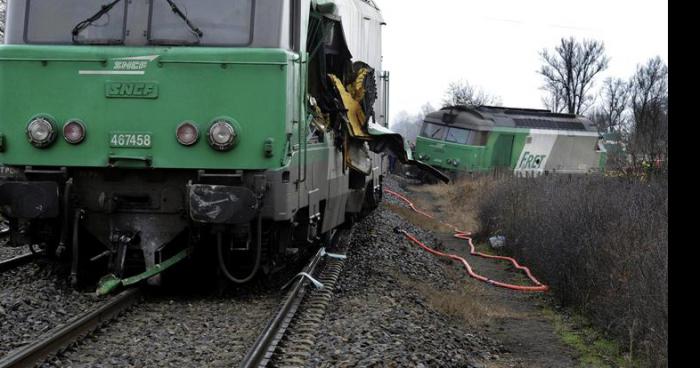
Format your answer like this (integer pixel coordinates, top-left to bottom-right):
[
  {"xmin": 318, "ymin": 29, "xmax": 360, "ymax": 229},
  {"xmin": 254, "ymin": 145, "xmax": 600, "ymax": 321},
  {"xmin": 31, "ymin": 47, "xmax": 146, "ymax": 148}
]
[
  {"xmin": 238, "ymin": 233, "xmax": 340, "ymax": 368},
  {"xmin": 0, "ymin": 288, "xmax": 142, "ymax": 368},
  {"xmin": 0, "ymin": 253, "xmax": 35, "ymax": 273}
]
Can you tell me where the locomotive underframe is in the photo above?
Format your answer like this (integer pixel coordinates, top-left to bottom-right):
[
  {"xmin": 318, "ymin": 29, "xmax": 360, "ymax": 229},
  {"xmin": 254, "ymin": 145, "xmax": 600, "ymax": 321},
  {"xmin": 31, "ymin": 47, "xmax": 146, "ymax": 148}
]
[{"xmin": 0, "ymin": 164, "xmax": 378, "ymax": 286}]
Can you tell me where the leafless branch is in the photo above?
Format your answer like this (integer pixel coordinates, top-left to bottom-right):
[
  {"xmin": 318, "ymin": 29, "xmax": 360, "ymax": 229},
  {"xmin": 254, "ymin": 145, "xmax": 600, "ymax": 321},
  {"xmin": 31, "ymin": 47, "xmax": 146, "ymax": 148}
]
[
  {"xmin": 591, "ymin": 77, "xmax": 630, "ymax": 133},
  {"xmin": 538, "ymin": 37, "xmax": 609, "ymax": 115},
  {"xmin": 442, "ymin": 80, "xmax": 502, "ymax": 108},
  {"xmin": 0, "ymin": 0, "xmax": 6, "ymax": 42},
  {"xmin": 390, "ymin": 102, "xmax": 435, "ymax": 144},
  {"xmin": 626, "ymin": 56, "xmax": 668, "ymax": 174}
]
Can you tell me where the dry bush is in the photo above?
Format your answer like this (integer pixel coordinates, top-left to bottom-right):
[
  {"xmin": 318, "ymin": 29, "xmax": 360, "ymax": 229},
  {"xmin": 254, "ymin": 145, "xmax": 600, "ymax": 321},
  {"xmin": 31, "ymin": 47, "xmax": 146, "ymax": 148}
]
[{"xmin": 476, "ymin": 174, "xmax": 667, "ymax": 367}]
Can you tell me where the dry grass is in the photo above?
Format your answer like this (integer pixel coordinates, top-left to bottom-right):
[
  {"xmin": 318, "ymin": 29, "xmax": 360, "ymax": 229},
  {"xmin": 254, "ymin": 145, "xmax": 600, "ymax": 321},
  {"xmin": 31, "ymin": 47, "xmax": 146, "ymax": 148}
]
[
  {"xmin": 407, "ymin": 176, "xmax": 491, "ymax": 233},
  {"xmin": 390, "ymin": 269, "xmax": 514, "ymax": 328},
  {"xmin": 384, "ymin": 203, "xmax": 452, "ymax": 233},
  {"xmin": 385, "ymin": 179, "xmax": 518, "ymax": 328},
  {"xmin": 416, "ymin": 282, "xmax": 514, "ymax": 327}
]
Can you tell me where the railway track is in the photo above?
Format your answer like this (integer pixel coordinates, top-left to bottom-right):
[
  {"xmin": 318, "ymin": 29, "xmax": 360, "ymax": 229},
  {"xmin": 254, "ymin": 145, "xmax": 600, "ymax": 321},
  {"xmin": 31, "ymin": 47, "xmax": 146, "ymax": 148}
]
[
  {"xmin": 0, "ymin": 289, "xmax": 142, "ymax": 368},
  {"xmin": 0, "ymin": 252, "xmax": 35, "ymax": 273},
  {"xmin": 0, "ymin": 228, "xmax": 350, "ymax": 368},
  {"xmin": 0, "ymin": 232, "xmax": 37, "ymax": 273},
  {"xmin": 240, "ymin": 229, "xmax": 352, "ymax": 368}
]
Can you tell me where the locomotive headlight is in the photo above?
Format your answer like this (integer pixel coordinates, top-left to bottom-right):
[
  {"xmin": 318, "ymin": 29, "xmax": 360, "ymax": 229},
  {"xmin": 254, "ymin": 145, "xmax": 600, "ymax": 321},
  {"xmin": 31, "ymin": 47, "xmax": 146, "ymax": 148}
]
[
  {"xmin": 63, "ymin": 120, "xmax": 86, "ymax": 144},
  {"xmin": 27, "ymin": 117, "xmax": 57, "ymax": 148},
  {"xmin": 208, "ymin": 119, "xmax": 238, "ymax": 151},
  {"xmin": 176, "ymin": 121, "xmax": 199, "ymax": 146}
]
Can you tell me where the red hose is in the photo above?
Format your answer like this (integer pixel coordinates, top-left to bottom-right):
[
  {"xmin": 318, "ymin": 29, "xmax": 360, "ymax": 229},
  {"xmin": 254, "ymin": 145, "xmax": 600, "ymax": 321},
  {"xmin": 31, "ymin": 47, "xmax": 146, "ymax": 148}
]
[{"xmin": 384, "ymin": 188, "xmax": 549, "ymax": 292}]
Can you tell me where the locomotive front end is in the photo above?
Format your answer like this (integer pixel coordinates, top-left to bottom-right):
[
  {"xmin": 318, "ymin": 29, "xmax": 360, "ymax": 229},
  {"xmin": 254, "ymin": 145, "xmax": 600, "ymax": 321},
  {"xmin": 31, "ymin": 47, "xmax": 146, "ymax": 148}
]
[{"xmin": 0, "ymin": 0, "xmax": 302, "ymax": 287}]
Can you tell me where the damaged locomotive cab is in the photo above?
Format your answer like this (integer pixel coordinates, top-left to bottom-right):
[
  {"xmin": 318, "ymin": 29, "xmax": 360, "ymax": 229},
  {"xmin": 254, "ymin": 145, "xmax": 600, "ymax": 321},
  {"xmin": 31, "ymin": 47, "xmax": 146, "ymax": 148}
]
[{"xmin": 309, "ymin": 11, "xmax": 449, "ymax": 183}]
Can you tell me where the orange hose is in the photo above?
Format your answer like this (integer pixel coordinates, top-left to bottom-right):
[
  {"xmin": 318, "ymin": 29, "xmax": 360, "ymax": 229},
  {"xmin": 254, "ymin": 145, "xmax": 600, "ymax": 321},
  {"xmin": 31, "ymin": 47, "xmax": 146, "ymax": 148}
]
[{"xmin": 385, "ymin": 188, "xmax": 549, "ymax": 292}]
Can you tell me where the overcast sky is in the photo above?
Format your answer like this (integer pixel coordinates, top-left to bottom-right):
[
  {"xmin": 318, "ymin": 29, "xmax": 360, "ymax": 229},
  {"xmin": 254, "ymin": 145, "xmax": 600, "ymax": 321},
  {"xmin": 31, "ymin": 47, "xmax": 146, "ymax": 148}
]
[{"xmin": 378, "ymin": 0, "xmax": 668, "ymax": 122}]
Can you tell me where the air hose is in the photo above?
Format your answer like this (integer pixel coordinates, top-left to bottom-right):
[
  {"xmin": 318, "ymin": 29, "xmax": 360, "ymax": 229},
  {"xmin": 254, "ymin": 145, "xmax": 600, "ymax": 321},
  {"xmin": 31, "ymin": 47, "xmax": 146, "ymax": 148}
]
[
  {"xmin": 216, "ymin": 216, "xmax": 263, "ymax": 284},
  {"xmin": 385, "ymin": 188, "xmax": 548, "ymax": 292}
]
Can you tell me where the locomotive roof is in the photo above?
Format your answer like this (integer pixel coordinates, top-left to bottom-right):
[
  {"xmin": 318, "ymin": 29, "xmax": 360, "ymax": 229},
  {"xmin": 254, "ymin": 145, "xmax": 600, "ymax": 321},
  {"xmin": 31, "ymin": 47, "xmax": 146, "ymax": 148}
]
[{"xmin": 424, "ymin": 105, "xmax": 598, "ymax": 133}]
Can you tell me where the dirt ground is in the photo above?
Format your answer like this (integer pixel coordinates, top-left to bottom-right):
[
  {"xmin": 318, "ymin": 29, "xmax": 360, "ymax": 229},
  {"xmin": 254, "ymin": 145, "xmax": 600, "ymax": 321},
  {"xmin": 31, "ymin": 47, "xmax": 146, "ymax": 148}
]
[{"xmin": 389, "ymin": 177, "xmax": 580, "ymax": 368}]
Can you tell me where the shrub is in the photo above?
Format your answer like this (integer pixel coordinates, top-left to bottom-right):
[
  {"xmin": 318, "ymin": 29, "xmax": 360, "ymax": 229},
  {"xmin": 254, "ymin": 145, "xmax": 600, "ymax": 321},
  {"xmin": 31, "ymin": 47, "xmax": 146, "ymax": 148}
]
[{"xmin": 475, "ymin": 174, "xmax": 667, "ymax": 367}]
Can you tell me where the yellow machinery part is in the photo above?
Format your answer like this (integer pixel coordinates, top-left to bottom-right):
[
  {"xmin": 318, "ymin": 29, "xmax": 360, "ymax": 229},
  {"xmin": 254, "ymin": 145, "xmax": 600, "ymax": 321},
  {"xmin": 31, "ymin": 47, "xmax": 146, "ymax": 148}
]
[
  {"xmin": 348, "ymin": 67, "xmax": 369, "ymax": 102},
  {"xmin": 328, "ymin": 74, "xmax": 370, "ymax": 139}
]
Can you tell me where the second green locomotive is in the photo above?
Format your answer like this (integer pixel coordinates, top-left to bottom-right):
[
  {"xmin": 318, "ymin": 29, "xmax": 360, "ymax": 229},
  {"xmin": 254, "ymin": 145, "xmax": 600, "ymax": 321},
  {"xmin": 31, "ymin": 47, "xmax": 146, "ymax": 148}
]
[{"xmin": 414, "ymin": 105, "xmax": 606, "ymax": 178}]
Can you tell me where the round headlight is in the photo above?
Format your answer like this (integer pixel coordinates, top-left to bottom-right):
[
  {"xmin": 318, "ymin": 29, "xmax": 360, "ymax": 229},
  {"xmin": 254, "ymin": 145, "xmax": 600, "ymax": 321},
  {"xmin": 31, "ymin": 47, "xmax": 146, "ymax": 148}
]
[
  {"xmin": 27, "ymin": 117, "xmax": 57, "ymax": 148},
  {"xmin": 63, "ymin": 120, "xmax": 86, "ymax": 144},
  {"xmin": 208, "ymin": 120, "xmax": 237, "ymax": 151},
  {"xmin": 176, "ymin": 121, "xmax": 199, "ymax": 146}
]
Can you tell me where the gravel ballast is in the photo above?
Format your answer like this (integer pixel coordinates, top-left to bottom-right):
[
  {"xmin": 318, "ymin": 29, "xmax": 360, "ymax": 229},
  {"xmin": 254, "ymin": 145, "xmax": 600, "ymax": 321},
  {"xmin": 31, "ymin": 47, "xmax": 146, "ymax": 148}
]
[
  {"xmin": 42, "ymin": 290, "xmax": 282, "ymax": 368},
  {"xmin": 0, "ymin": 240, "xmax": 30, "ymax": 261},
  {"xmin": 0, "ymin": 260, "xmax": 107, "ymax": 358},
  {"xmin": 308, "ymin": 177, "xmax": 502, "ymax": 367}
]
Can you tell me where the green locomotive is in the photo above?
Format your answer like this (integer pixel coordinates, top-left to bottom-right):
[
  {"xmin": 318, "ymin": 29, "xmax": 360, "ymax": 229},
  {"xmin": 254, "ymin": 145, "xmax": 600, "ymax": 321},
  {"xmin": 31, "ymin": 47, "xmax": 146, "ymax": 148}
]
[
  {"xmin": 0, "ymin": 0, "xmax": 441, "ymax": 291},
  {"xmin": 414, "ymin": 105, "xmax": 606, "ymax": 178}
]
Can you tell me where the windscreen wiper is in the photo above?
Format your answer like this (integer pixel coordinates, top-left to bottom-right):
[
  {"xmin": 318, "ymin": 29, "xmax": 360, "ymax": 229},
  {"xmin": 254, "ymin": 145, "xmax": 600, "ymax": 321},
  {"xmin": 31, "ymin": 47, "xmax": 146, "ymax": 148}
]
[
  {"xmin": 71, "ymin": 0, "xmax": 124, "ymax": 44},
  {"xmin": 431, "ymin": 128, "xmax": 444, "ymax": 138},
  {"xmin": 164, "ymin": 0, "xmax": 204, "ymax": 41}
]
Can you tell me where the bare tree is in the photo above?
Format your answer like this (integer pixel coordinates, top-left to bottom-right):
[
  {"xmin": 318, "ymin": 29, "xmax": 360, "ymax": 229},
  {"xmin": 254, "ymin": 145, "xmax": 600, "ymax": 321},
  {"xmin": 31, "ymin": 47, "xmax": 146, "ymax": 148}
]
[
  {"xmin": 1, "ymin": 0, "xmax": 6, "ymax": 43},
  {"xmin": 627, "ymin": 56, "xmax": 668, "ymax": 174},
  {"xmin": 420, "ymin": 102, "xmax": 436, "ymax": 117},
  {"xmin": 589, "ymin": 101, "xmax": 628, "ymax": 171},
  {"xmin": 442, "ymin": 80, "xmax": 502, "ymax": 107},
  {"xmin": 539, "ymin": 37, "xmax": 609, "ymax": 115},
  {"xmin": 594, "ymin": 77, "xmax": 630, "ymax": 133},
  {"xmin": 541, "ymin": 83, "xmax": 567, "ymax": 113},
  {"xmin": 390, "ymin": 102, "xmax": 435, "ymax": 144}
]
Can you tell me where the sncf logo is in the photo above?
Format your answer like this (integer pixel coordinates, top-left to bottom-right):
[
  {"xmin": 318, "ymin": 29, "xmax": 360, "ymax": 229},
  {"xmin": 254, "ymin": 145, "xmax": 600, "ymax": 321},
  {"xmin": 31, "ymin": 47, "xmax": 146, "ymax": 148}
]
[
  {"xmin": 114, "ymin": 60, "xmax": 149, "ymax": 71},
  {"xmin": 79, "ymin": 55, "xmax": 160, "ymax": 76},
  {"xmin": 105, "ymin": 82, "xmax": 159, "ymax": 99},
  {"xmin": 112, "ymin": 55, "xmax": 160, "ymax": 71}
]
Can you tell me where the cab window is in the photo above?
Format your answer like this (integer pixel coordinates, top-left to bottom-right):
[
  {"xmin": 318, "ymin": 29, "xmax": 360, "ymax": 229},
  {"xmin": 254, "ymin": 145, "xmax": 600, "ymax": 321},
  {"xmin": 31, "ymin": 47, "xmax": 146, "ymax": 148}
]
[
  {"xmin": 445, "ymin": 127, "xmax": 488, "ymax": 146},
  {"xmin": 148, "ymin": 0, "xmax": 254, "ymax": 46},
  {"xmin": 421, "ymin": 123, "xmax": 447, "ymax": 140},
  {"xmin": 25, "ymin": 0, "xmax": 127, "ymax": 44},
  {"xmin": 21, "ymin": 0, "xmax": 254, "ymax": 46},
  {"xmin": 445, "ymin": 127, "xmax": 471, "ymax": 144}
]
